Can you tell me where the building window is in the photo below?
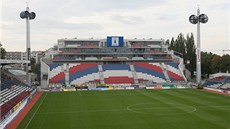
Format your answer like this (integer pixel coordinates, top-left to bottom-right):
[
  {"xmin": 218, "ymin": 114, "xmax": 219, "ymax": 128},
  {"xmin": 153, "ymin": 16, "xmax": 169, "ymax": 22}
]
[{"xmin": 43, "ymin": 75, "xmax": 48, "ymax": 80}]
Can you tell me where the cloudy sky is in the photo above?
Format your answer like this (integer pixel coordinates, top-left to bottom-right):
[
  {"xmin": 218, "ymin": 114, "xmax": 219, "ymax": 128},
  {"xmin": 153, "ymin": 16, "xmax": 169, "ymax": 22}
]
[{"xmin": 0, "ymin": 0, "xmax": 229, "ymax": 55}]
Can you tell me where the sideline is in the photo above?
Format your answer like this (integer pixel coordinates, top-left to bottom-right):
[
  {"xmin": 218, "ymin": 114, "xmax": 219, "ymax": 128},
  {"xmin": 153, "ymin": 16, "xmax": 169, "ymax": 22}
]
[
  {"xmin": 203, "ymin": 88, "xmax": 230, "ymax": 96},
  {"xmin": 24, "ymin": 92, "xmax": 47, "ymax": 129},
  {"xmin": 6, "ymin": 92, "xmax": 43, "ymax": 129}
]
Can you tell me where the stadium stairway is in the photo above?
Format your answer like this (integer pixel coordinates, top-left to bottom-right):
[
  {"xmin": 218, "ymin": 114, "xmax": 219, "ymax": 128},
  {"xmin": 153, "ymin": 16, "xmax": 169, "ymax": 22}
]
[
  {"xmin": 130, "ymin": 64, "xmax": 139, "ymax": 84},
  {"xmin": 98, "ymin": 64, "xmax": 105, "ymax": 84},
  {"xmin": 160, "ymin": 63, "xmax": 171, "ymax": 82}
]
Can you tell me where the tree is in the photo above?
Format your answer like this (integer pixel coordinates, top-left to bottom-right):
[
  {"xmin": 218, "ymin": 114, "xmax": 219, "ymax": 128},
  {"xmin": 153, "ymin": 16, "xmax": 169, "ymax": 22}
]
[
  {"xmin": 169, "ymin": 33, "xmax": 186, "ymax": 58},
  {"xmin": 1, "ymin": 47, "xmax": 6, "ymax": 59},
  {"xmin": 32, "ymin": 63, "xmax": 40, "ymax": 74},
  {"xmin": 168, "ymin": 33, "xmax": 229, "ymax": 76},
  {"xmin": 169, "ymin": 37, "xmax": 175, "ymax": 50},
  {"xmin": 211, "ymin": 54, "xmax": 221, "ymax": 73},
  {"xmin": 185, "ymin": 33, "xmax": 196, "ymax": 76},
  {"xmin": 31, "ymin": 57, "xmax": 36, "ymax": 66},
  {"xmin": 201, "ymin": 52, "xmax": 213, "ymax": 75},
  {"xmin": 30, "ymin": 58, "xmax": 39, "ymax": 74},
  {"xmin": 175, "ymin": 33, "xmax": 186, "ymax": 56},
  {"xmin": 168, "ymin": 33, "xmax": 196, "ymax": 77},
  {"xmin": 165, "ymin": 39, "xmax": 170, "ymax": 46},
  {"xmin": 220, "ymin": 54, "xmax": 230, "ymax": 72}
]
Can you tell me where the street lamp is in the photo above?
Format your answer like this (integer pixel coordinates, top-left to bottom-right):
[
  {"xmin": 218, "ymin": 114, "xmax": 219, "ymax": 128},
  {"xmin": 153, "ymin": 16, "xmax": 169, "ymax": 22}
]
[
  {"xmin": 189, "ymin": 8, "xmax": 208, "ymax": 85},
  {"xmin": 20, "ymin": 4, "xmax": 36, "ymax": 85}
]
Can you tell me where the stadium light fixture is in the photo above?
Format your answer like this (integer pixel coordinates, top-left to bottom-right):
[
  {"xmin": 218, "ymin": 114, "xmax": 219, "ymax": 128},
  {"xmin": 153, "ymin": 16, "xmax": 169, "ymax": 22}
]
[
  {"xmin": 189, "ymin": 8, "xmax": 208, "ymax": 85},
  {"xmin": 20, "ymin": 3, "xmax": 36, "ymax": 85}
]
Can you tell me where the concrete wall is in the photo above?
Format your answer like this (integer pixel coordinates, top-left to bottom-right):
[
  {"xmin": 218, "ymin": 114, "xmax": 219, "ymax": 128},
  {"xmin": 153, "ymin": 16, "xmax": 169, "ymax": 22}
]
[{"xmin": 40, "ymin": 59, "xmax": 49, "ymax": 89}]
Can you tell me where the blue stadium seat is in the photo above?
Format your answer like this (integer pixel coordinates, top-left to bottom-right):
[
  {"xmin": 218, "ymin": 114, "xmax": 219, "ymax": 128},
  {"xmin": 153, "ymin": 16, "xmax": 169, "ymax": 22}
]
[
  {"xmin": 69, "ymin": 66, "xmax": 99, "ymax": 82},
  {"xmin": 102, "ymin": 64, "xmax": 131, "ymax": 71},
  {"xmin": 224, "ymin": 77, "xmax": 230, "ymax": 83},
  {"xmin": 203, "ymin": 81, "xmax": 222, "ymax": 87},
  {"xmin": 135, "ymin": 66, "xmax": 166, "ymax": 80},
  {"xmin": 166, "ymin": 62, "xmax": 179, "ymax": 69},
  {"xmin": 49, "ymin": 64, "xmax": 62, "ymax": 71}
]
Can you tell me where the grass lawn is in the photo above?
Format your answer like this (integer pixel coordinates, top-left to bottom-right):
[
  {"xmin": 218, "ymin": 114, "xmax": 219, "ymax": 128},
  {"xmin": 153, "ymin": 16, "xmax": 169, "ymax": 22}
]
[{"xmin": 17, "ymin": 89, "xmax": 230, "ymax": 129}]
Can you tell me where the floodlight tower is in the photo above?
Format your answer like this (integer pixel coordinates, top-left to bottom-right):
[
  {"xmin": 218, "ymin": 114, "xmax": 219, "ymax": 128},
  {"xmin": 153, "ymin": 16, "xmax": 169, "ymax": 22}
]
[
  {"xmin": 189, "ymin": 8, "xmax": 208, "ymax": 85},
  {"xmin": 20, "ymin": 3, "xmax": 36, "ymax": 85}
]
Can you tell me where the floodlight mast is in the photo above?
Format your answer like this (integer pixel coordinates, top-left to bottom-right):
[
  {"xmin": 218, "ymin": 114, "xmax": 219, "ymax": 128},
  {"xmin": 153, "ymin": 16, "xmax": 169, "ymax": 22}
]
[
  {"xmin": 196, "ymin": 8, "xmax": 201, "ymax": 85},
  {"xmin": 26, "ymin": 5, "xmax": 31, "ymax": 85},
  {"xmin": 20, "ymin": 3, "xmax": 36, "ymax": 85},
  {"xmin": 189, "ymin": 7, "xmax": 208, "ymax": 85}
]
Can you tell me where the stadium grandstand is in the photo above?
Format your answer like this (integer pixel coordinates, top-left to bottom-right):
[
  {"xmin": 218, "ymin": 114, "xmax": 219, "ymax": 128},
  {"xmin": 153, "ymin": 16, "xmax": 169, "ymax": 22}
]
[
  {"xmin": 202, "ymin": 73, "xmax": 230, "ymax": 91},
  {"xmin": 40, "ymin": 36, "xmax": 187, "ymax": 91},
  {"xmin": 1, "ymin": 36, "xmax": 230, "ymax": 129},
  {"xmin": 0, "ymin": 59, "xmax": 36, "ymax": 128}
]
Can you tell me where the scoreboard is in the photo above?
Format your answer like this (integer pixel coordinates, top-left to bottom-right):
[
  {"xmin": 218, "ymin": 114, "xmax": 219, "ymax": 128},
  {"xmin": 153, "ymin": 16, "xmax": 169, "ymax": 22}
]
[{"xmin": 106, "ymin": 36, "xmax": 124, "ymax": 47}]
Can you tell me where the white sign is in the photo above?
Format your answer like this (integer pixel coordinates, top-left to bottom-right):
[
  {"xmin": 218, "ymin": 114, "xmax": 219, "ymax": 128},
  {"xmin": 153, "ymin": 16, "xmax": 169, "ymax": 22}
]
[{"xmin": 112, "ymin": 37, "xmax": 119, "ymax": 46}]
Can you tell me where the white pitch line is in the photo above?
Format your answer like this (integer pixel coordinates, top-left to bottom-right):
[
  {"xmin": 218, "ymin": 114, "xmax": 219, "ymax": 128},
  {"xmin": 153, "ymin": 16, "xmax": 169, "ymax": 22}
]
[
  {"xmin": 197, "ymin": 105, "xmax": 230, "ymax": 108},
  {"xmin": 37, "ymin": 108, "xmax": 127, "ymax": 115},
  {"xmin": 35, "ymin": 103, "xmax": 230, "ymax": 116},
  {"xmin": 25, "ymin": 92, "xmax": 48, "ymax": 129},
  {"xmin": 78, "ymin": 91, "xmax": 82, "ymax": 96}
]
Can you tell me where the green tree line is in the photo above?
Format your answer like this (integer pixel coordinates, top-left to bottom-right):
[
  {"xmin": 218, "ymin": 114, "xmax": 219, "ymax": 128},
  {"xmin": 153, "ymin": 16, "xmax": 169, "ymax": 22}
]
[{"xmin": 167, "ymin": 33, "xmax": 230, "ymax": 77}]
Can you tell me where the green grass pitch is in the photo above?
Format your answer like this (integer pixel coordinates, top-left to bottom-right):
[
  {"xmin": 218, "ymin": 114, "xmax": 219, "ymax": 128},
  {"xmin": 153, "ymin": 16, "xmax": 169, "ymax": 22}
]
[{"xmin": 17, "ymin": 89, "xmax": 230, "ymax": 129}]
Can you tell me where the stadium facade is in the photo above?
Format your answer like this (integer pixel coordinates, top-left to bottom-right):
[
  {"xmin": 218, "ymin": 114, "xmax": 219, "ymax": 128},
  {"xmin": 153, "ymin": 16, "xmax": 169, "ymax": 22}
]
[{"xmin": 40, "ymin": 36, "xmax": 187, "ymax": 89}]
